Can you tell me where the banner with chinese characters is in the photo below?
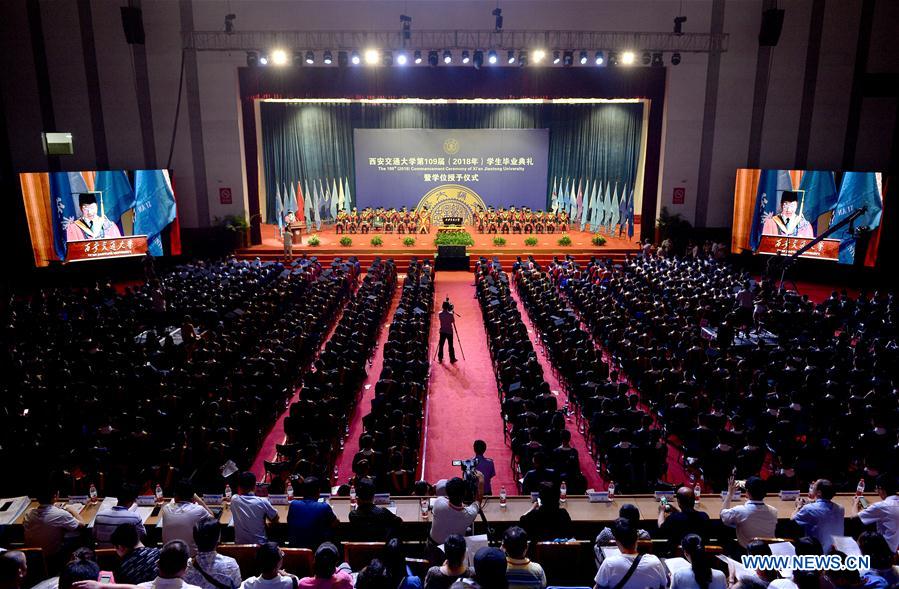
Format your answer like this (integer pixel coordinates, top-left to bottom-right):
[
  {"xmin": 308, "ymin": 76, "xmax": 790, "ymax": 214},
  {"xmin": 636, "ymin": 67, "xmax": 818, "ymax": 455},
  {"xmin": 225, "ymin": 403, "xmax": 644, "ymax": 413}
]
[
  {"xmin": 66, "ymin": 235, "xmax": 149, "ymax": 262},
  {"xmin": 757, "ymin": 235, "xmax": 840, "ymax": 261},
  {"xmin": 353, "ymin": 129, "xmax": 549, "ymax": 212}
]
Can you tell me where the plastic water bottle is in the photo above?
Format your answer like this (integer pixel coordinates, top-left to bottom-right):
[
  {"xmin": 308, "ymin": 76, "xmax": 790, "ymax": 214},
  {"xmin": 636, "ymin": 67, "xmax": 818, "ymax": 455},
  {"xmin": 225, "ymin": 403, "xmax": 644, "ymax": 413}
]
[
  {"xmin": 420, "ymin": 498, "xmax": 429, "ymax": 518},
  {"xmin": 286, "ymin": 483, "xmax": 294, "ymax": 501},
  {"xmin": 694, "ymin": 481, "xmax": 702, "ymax": 503},
  {"xmin": 224, "ymin": 484, "xmax": 232, "ymax": 501},
  {"xmin": 560, "ymin": 481, "xmax": 567, "ymax": 504},
  {"xmin": 89, "ymin": 483, "xmax": 98, "ymax": 502},
  {"xmin": 607, "ymin": 481, "xmax": 616, "ymax": 499},
  {"xmin": 155, "ymin": 483, "xmax": 164, "ymax": 502},
  {"xmin": 349, "ymin": 485, "xmax": 357, "ymax": 510},
  {"xmin": 856, "ymin": 478, "xmax": 866, "ymax": 497},
  {"xmin": 499, "ymin": 486, "xmax": 507, "ymax": 508}
]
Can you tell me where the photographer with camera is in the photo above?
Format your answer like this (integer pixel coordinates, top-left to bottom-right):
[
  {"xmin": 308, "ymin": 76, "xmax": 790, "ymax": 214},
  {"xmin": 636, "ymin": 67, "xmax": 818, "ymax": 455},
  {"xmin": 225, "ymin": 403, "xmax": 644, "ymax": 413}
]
[
  {"xmin": 428, "ymin": 473, "xmax": 485, "ymax": 560},
  {"xmin": 470, "ymin": 440, "xmax": 496, "ymax": 495},
  {"xmin": 437, "ymin": 298, "xmax": 457, "ymax": 363}
]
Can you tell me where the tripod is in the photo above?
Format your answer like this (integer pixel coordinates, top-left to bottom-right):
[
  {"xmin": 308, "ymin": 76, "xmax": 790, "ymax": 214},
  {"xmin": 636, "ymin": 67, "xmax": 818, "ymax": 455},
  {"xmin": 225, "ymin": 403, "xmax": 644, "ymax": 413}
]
[{"xmin": 433, "ymin": 310, "xmax": 467, "ymax": 361}]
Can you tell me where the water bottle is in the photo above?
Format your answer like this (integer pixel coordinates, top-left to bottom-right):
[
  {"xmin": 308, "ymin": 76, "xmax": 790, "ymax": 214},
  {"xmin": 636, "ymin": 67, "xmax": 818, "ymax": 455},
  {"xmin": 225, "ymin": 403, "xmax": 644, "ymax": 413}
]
[
  {"xmin": 286, "ymin": 482, "xmax": 294, "ymax": 501},
  {"xmin": 607, "ymin": 481, "xmax": 616, "ymax": 499},
  {"xmin": 856, "ymin": 478, "xmax": 866, "ymax": 497},
  {"xmin": 155, "ymin": 483, "xmax": 164, "ymax": 502},
  {"xmin": 560, "ymin": 481, "xmax": 567, "ymax": 504},
  {"xmin": 89, "ymin": 483, "xmax": 98, "ymax": 503},
  {"xmin": 420, "ymin": 498, "xmax": 429, "ymax": 518},
  {"xmin": 224, "ymin": 484, "xmax": 232, "ymax": 501},
  {"xmin": 694, "ymin": 481, "xmax": 702, "ymax": 503},
  {"xmin": 349, "ymin": 485, "xmax": 357, "ymax": 510},
  {"xmin": 499, "ymin": 486, "xmax": 507, "ymax": 508}
]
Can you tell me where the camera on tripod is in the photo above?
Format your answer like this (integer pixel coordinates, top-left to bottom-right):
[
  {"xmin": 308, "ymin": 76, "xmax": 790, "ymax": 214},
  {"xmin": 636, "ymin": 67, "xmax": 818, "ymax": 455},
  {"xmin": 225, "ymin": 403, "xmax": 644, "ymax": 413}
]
[{"xmin": 452, "ymin": 458, "xmax": 480, "ymax": 502}]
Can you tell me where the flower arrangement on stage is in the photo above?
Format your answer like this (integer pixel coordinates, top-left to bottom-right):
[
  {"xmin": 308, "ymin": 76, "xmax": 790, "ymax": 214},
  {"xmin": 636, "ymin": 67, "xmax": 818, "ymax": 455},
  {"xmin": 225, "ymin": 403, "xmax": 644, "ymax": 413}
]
[
  {"xmin": 370, "ymin": 235, "xmax": 384, "ymax": 247},
  {"xmin": 339, "ymin": 236, "xmax": 352, "ymax": 247},
  {"xmin": 558, "ymin": 234, "xmax": 572, "ymax": 246},
  {"xmin": 524, "ymin": 237, "xmax": 538, "ymax": 247},
  {"xmin": 307, "ymin": 234, "xmax": 321, "ymax": 246},
  {"xmin": 592, "ymin": 235, "xmax": 607, "ymax": 246},
  {"xmin": 403, "ymin": 237, "xmax": 416, "ymax": 247},
  {"xmin": 434, "ymin": 230, "xmax": 475, "ymax": 247},
  {"xmin": 493, "ymin": 236, "xmax": 507, "ymax": 247}
]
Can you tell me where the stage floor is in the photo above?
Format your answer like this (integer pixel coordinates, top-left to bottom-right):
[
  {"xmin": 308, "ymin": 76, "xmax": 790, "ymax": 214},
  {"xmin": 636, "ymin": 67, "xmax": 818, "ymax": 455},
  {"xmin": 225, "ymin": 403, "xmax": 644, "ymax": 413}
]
[{"xmin": 247, "ymin": 223, "xmax": 641, "ymax": 258}]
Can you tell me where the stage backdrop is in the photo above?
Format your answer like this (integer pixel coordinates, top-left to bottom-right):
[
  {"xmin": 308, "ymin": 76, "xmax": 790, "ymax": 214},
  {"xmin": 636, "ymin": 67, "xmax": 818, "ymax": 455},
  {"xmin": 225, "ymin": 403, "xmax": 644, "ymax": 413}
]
[
  {"xmin": 259, "ymin": 101, "xmax": 644, "ymax": 226},
  {"xmin": 354, "ymin": 128, "xmax": 548, "ymax": 219}
]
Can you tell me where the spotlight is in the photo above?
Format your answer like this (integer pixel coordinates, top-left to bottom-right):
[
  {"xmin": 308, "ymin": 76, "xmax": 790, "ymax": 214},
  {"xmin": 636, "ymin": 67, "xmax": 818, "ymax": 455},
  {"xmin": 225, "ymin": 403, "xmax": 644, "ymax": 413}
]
[
  {"xmin": 651, "ymin": 52, "xmax": 663, "ymax": 67},
  {"xmin": 304, "ymin": 51, "xmax": 314, "ymax": 65},
  {"xmin": 338, "ymin": 51, "xmax": 349, "ymax": 67},
  {"xmin": 443, "ymin": 50, "xmax": 452, "ymax": 64},
  {"xmin": 595, "ymin": 51, "xmax": 604, "ymax": 65},
  {"xmin": 671, "ymin": 52, "xmax": 682, "ymax": 65},
  {"xmin": 473, "ymin": 50, "xmax": 484, "ymax": 69},
  {"xmin": 507, "ymin": 50, "xmax": 516, "ymax": 64},
  {"xmin": 462, "ymin": 50, "xmax": 470, "ymax": 64},
  {"xmin": 674, "ymin": 15, "xmax": 687, "ymax": 35},
  {"xmin": 532, "ymin": 49, "xmax": 545, "ymax": 64},
  {"xmin": 488, "ymin": 50, "xmax": 498, "ymax": 64},
  {"xmin": 383, "ymin": 51, "xmax": 393, "ymax": 66},
  {"xmin": 246, "ymin": 51, "xmax": 258, "ymax": 67},
  {"xmin": 518, "ymin": 50, "xmax": 528, "ymax": 66},
  {"xmin": 553, "ymin": 50, "xmax": 561, "ymax": 65},
  {"xmin": 350, "ymin": 50, "xmax": 361, "ymax": 65},
  {"xmin": 492, "ymin": 7, "xmax": 503, "ymax": 31},
  {"xmin": 621, "ymin": 51, "xmax": 636, "ymax": 65},
  {"xmin": 258, "ymin": 54, "xmax": 269, "ymax": 66},
  {"xmin": 608, "ymin": 51, "xmax": 618, "ymax": 66},
  {"xmin": 396, "ymin": 52, "xmax": 408, "ymax": 65},
  {"xmin": 641, "ymin": 52, "xmax": 650, "ymax": 65},
  {"xmin": 323, "ymin": 50, "xmax": 333, "ymax": 65},
  {"xmin": 579, "ymin": 51, "xmax": 588, "ymax": 65},
  {"xmin": 364, "ymin": 49, "xmax": 379, "ymax": 65},
  {"xmin": 414, "ymin": 50, "xmax": 422, "ymax": 64},
  {"xmin": 562, "ymin": 51, "xmax": 573, "ymax": 66},
  {"xmin": 428, "ymin": 50, "xmax": 439, "ymax": 66}
]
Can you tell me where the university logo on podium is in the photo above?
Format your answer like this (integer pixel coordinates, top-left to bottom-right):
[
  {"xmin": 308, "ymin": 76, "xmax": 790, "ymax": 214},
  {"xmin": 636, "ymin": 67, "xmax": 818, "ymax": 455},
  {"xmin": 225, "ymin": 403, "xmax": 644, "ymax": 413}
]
[{"xmin": 416, "ymin": 184, "xmax": 486, "ymax": 225}]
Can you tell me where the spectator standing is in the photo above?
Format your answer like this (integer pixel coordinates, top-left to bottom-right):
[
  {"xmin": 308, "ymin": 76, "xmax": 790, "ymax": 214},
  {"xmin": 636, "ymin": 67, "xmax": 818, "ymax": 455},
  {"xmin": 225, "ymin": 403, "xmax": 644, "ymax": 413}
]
[{"xmin": 720, "ymin": 477, "xmax": 778, "ymax": 548}]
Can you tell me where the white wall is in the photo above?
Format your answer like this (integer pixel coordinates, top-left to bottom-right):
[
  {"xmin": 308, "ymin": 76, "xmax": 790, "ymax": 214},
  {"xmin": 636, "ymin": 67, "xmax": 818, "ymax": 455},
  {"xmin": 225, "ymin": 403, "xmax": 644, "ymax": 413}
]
[{"xmin": 1, "ymin": 0, "xmax": 896, "ymax": 231}]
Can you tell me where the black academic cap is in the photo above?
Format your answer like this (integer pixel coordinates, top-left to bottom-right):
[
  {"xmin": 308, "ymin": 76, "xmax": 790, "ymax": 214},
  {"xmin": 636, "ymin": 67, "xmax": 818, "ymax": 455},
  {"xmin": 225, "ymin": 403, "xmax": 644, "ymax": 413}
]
[
  {"xmin": 781, "ymin": 190, "xmax": 800, "ymax": 203},
  {"xmin": 78, "ymin": 192, "xmax": 99, "ymax": 207}
]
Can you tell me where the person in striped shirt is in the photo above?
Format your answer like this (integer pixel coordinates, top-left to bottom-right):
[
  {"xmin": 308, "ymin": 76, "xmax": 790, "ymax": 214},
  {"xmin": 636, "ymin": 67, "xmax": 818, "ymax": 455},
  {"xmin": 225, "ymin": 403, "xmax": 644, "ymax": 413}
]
[
  {"xmin": 93, "ymin": 484, "xmax": 147, "ymax": 547},
  {"xmin": 501, "ymin": 527, "xmax": 546, "ymax": 589}
]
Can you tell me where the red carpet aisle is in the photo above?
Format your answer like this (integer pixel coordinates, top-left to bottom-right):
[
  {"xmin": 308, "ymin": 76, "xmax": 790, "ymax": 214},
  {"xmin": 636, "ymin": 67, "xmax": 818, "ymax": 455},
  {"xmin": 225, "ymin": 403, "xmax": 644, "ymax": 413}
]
[
  {"xmin": 423, "ymin": 273, "xmax": 518, "ymax": 493},
  {"xmin": 507, "ymin": 285, "xmax": 605, "ymax": 492},
  {"xmin": 333, "ymin": 281, "xmax": 403, "ymax": 484}
]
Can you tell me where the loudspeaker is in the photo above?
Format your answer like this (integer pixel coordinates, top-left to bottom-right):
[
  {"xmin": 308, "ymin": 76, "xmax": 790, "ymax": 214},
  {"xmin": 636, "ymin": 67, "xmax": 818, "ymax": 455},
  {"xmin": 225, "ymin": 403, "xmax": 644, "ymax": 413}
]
[
  {"xmin": 758, "ymin": 8, "xmax": 785, "ymax": 46},
  {"xmin": 120, "ymin": 7, "xmax": 145, "ymax": 45},
  {"xmin": 42, "ymin": 132, "xmax": 73, "ymax": 156}
]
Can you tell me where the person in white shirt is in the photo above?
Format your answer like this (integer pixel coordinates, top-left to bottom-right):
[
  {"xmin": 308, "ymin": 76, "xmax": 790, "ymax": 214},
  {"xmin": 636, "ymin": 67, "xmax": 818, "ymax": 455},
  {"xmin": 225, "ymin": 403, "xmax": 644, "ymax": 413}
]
[
  {"xmin": 671, "ymin": 534, "xmax": 726, "ymax": 589},
  {"xmin": 429, "ymin": 476, "xmax": 484, "ymax": 545},
  {"xmin": 183, "ymin": 519, "xmax": 241, "ymax": 589},
  {"xmin": 229, "ymin": 472, "xmax": 279, "ymax": 545},
  {"xmin": 139, "ymin": 540, "xmax": 204, "ymax": 589},
  {"xmin": 720, "ymin": 476, "xmax": 778, "ymax": 548},
  {"xmin": 853, "ymin": 473, "xmax": 899, "ymax": 552},
  {"xmin": 239, "ymin": 543, "xmax": 299, "ymax": 589},
  {"xmin": 23, "ymin": 485, "xmax": 85, "ymax": 569},
  {"xmin": 161, "ymin": 481, "xmax": 215, "ymax": 557},
  {"xmin": 93, "ymin": 484, "xmax": 147, "ymax": 547},
  {"xmin": 593, "ymin": 518, "xmax": 667, "ymax": 589}
]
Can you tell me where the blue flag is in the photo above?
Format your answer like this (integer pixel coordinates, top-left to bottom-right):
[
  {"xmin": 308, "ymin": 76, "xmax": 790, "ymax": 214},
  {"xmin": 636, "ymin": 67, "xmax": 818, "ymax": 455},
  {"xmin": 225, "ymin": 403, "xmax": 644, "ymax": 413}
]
[
  {"xmin": 330, "ymin": 179, "xmax": 339, "ymax": 220},
  {"xmin": 343, "ymin": 177, "xmax": 352, "ymax": 212},
  {"xmin": 749, "ymin": 169, "xmax": 793, "ymax": 250},
  {"xmin": 609, "ymin": 183, "xmax": 621, "ymax": 231},
  {"xmin": 580, "ymin": 179, "xmax": 591, "ymax": 231},
  {"xmin": 590, "ymin": 181, "xmax": 601, "ymax": 230},
  {"xmin": 550, "ymin": 177, "xmax": 558, "ymax": 212},
  {"xmin": 618, "ymin": 186, "xmax": 629, "ymax": 236},
  {"xmin": 49, "ymin": 172, "xmax": 88, "ymax": 260},
  {"xmin": 94, "ymin": 170, "xmax": 135, "ymax": 225},
  {"xmin": 287, "ymin": 182, "xmax": 298, "ymax": 213},
  {"xmin": 275, "ymin": 184, "xmax": 285, "ymax": 232},
  {"xmin": 303, "ymin": 180, "xmax": 313, "ymax": 228},
  {"xmin": 608, "ymin": 183, "xmax": 619, "ymax": 231},
  {"xmin": 798, "ymin": 170, "xmax": 838, "ymax": 228},
  {"xmin": 598, "ymin": 181, "xmax": 610, "ymax": 230},
  {"xmin": 627, "ymin": 188, "xmax": 635, "ymax": 238},
  {"xmin": 133, "ymin": 169, "xmax": 177, "ymax": 256},
  {"xmin": 313, "ymin": 180, "xmax": 322, "ymax": 230},
  {"xmin": 830, "ymin": 172, "xmax": 883, "ymax": 264}
]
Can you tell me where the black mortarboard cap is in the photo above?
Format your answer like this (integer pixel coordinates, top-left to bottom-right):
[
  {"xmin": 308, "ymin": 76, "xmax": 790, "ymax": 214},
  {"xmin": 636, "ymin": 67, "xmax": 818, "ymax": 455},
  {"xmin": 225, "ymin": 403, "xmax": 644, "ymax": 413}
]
[{"xmin": 78, "ymin": 192, "xmax": 99, "ymax": 207}]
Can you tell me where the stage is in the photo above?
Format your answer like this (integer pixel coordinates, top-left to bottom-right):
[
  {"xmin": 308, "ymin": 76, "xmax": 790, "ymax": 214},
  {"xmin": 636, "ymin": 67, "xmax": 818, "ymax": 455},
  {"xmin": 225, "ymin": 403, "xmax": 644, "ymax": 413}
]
[{"xmin": 237, "ymin": 223, "xmax": 642, "ymax": 269}]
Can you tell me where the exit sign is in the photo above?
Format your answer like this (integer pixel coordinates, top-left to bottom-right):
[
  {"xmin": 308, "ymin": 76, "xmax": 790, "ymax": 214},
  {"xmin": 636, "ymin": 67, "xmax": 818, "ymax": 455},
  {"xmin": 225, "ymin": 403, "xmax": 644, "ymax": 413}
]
[{"xmin": 672, "ymin": 187, "xmax": 685, "ymax": 204}]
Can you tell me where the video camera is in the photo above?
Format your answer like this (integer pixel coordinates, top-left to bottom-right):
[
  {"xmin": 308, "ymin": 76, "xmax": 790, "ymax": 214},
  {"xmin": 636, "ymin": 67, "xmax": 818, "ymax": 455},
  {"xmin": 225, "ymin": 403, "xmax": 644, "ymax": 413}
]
[
  {"xmin": 442, "ymin": 296, "xmax": 454, "ymax": 313},
  {"xmin": 452, "ymin": 457, "xmax": 480, "ymax": 503}
]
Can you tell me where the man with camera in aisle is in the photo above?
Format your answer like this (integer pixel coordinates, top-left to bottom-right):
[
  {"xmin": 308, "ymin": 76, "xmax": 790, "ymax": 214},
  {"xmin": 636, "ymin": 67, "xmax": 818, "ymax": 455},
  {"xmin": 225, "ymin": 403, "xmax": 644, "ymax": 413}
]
[
  {"xmin": 437, "ymin": 298, "xmax": 457, "ymax": 363},
  {"xmin": 428, "ymin": 471, "xmax": 485, "ymax": 564}
]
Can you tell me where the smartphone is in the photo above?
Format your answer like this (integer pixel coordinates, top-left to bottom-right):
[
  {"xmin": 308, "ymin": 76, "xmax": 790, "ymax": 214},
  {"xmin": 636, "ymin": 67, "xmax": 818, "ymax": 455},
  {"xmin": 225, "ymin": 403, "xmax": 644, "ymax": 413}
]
[
  {"xmin": 98, "ymin": 572, "xmax": 114, "ymax": 584},
  {"xmin": 150, "ymin": 504, "xmax": 162, "ymax": 517},
  {"xmin": 452, "ymin": 460, "xmax": 462, "ymax": 466}
]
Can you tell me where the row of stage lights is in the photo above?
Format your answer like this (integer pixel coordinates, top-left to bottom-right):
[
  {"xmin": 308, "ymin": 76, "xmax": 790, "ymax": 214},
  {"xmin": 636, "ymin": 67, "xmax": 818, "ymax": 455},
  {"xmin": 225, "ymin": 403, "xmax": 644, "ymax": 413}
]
[{"xmin": 247, "ymin": 48, "xmax": 681, "ymax": 68}]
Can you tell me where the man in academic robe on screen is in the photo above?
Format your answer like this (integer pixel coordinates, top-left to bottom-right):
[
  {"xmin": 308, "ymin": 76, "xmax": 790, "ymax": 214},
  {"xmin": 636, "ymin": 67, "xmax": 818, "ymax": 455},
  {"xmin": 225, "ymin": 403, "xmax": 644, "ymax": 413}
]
[
  {"xmin": 762, "ymin": 190, "xmax": 814, "ymax": 238},
  {"xmin": 65, "ymin": 192, "xmax": 122, "ymax": 242}
]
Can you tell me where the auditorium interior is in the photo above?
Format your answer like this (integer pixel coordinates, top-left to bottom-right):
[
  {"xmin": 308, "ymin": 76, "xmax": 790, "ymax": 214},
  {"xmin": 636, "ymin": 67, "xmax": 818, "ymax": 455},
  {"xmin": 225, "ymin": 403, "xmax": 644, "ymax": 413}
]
[{"xmin": 2, "ymin": 1, "xmax": 899, "ymax": 588}]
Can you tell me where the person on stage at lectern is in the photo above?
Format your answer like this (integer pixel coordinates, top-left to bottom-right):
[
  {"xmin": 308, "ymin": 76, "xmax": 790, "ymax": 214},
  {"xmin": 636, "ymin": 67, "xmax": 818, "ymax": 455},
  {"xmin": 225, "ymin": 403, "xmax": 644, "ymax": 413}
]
[
  {"xmin": 66, "ymin": 192, "xmax": 122, "ymax": 242},
  {"xmin": 762, "ymin": 190, "xmax": 814, "ymax": 238},
  {"xmin": 437, "ymin": 298, "xmax": 457, "ymax": 363}
]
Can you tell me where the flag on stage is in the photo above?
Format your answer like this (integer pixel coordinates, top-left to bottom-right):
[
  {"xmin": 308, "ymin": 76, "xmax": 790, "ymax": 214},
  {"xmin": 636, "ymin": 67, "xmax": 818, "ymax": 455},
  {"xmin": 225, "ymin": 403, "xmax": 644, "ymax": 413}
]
[
  {"xmin": 133, "ymin": 169, "xmax": 177, "ymax": 256},
  {"xmin": 617, "ymin": 185, "xmax": 629, "ymax": 236},
  {"xmin": 313, "ymin": 180, "xmax": 323, "ymax": 230},
  {"xmin": 550, "ymin": 177, "xmax": 558, "ymax": 212},
  {"xmin": 580, "ymin": 179, "xmax": 591, "ymax": 231},
  {"xmin": 337, "ymin": 178, "xmax": 345, "ymax": 212},
  {"xmin": 571, "ymin": 178, "xmax": 582, "ymax": 219},
  {"xmin": 94, "ymin": 170, "xmax": 134, "ymax": 225},
  {"xmin": 302, "ymin": 180, "xmax": 312, "ymax": 229},
  {"xmin": 607, "ymin": 182, "xmax": 618, "ymax": 232},
  {"xmin": 330, "ymin": 178, "xmax": 339, "ymax": 220},
  {"xmin": 798, "ymin": 170, "xmax": 838, "ymax": 227},
  {"xmin": 749, "ymin": 169, "xmax": 793, "ymax": 250},
  {"xmin": 343, "ymin": 177, "xmax": 352, "ymax": 211},
  {"xmin": 287, "ymin": 182, "xmax": 298, "ymax": 218},
  {"xmin": 829, "ymin": 171, "xmax": 883, "ymax": 264},
  {"xmin": 559, "ymin": 178, "xmax": 569, "ymax": 213},
  {"xmin": 320, "ymin": 179, "xmax": 331, "ymax": 221},
  {"xmin": 589, "ymin": 180, "xmax": 600, "ymax": 231},
  {"xmin": 49, "ymin": 171, "xmax": 88, "ymax": 260},
  {"xmin": 609, "ymin": 182, "xmax": 621, "ymax": 232},
  {"xmin": 627, "ymin": 187, "xmax": 635, "ymax": 238},
  {"xmin": 601, "ymin": 181, "xmax": 612, "ymax": 231},
  {"xmin": 296, "ymin": 180, "xmax": 306, "ymax": 223},
  {"xmin": 275, "ymin": 184, "xmax": 285, "ymax": 233}
]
